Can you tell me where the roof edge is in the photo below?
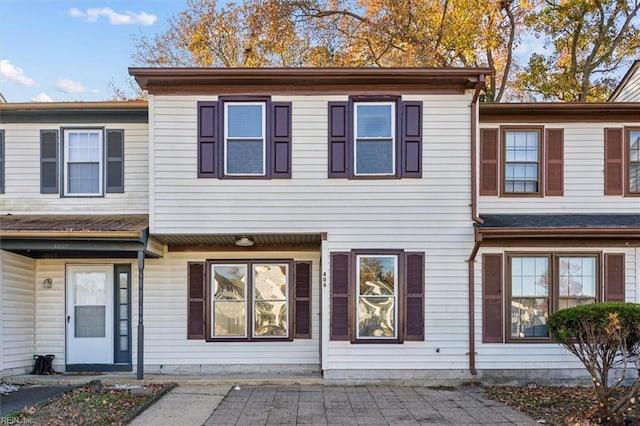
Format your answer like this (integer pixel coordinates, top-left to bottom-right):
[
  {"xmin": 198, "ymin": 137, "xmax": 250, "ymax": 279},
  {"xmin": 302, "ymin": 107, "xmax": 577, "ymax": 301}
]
[{"xmin": 608, "ymin": 60, "xmax": 640, "ymax": 102}]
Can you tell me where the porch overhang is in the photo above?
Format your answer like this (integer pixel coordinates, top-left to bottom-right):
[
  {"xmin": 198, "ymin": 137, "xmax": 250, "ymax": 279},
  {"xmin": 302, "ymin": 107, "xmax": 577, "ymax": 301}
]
[
  {"xmin": 0, "ymin": 214, "xmax": 162, "ymax": 258},
  {"xmin": 475, "ymin": 214, "xmax": 640, "ymax": 244},
  {"xmin": 159, "ymin": 233, "xmax": 324, "ymax": 252}
]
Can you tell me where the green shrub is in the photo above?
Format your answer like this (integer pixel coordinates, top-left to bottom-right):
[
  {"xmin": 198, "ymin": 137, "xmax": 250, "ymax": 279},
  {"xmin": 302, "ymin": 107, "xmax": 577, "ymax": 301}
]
[{"xmin": 548, "ymin": 302, "xmax": 640, "ymax": 424}]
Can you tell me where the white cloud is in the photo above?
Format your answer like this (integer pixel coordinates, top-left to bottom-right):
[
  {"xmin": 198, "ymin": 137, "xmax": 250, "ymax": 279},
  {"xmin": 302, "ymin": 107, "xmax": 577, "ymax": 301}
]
[
  {"xmin": 69, "ymin": 7, "xmax": 157, "ymax": 26},
  {"xmin": 0, "ymin": 59, "xmax": 36, "ymax": 87},
  {"xmin": 56, "ymin": 78, "xmax": 87, "ymax": 94},
  {"xmin": 32, "ymin": 93, "xmax": 53, "ymax": 102}
]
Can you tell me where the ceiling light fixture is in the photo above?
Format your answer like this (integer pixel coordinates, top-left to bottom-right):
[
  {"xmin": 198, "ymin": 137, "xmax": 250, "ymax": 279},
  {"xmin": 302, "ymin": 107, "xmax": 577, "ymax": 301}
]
[{"xmin": 235, "ymin": 236, "xmax": 254, "ymax": 247}]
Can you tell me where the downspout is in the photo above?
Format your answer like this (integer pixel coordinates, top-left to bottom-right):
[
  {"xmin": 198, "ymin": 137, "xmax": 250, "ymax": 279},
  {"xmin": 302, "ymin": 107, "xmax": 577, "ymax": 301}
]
[{"xmin": 467, "ymin": 78, "xmax": 485, "ymax": 376}]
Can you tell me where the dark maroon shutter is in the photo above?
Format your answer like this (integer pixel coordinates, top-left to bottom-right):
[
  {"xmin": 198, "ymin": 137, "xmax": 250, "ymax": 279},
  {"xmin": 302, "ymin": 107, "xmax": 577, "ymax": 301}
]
[
  {"xmin": 328, "ymin": 102, "xmax": 350, "ymax": 178},
  {"xmin": 40, "ymin": 129, "xmax": 59, "ymax": 194},
  {"xmin": 187, "ymin": 262, "xmax": 206, "ymax": 339},
  {"xmin": 294, "ymin": 261, "xmax": 312, "ymax": 339},
  {"xmin": 480, "ymin": 129, "xmax": 499, "ymax": 196},
  {"xmin": 545, "ymin": 128, "xmax": 564, "ymax": 196},
  {"xmin": 604, "ymin": 254, "xmax": 625, "ymax": 302},
  {"xmin": 271, "ymin": 102, "xmax": 292, "ymax": 178},
  {"xmin": 330, "ymin": 252, "xmax": 350, "ymax": 340},
  {"xmin": 404, "ymin": 252, "xmax": 425, "ymax": 341},
  {"xmin": 197, "ymin": 101, "xmax": 218, "ymax": 178},
  {"xmin": 482, "ymin": 254, "xmax": 503, "ymax": 343},
  {"xmin": 400, "ymin": 101, "xmax": 423, "ymax": 178},
  {"xmin": 604, "ymin": 128, "xmax": 624, "ymax": 195},
  {"xmin": 106, "ymin": 129, "xmax": 124, "ymax": 193}
]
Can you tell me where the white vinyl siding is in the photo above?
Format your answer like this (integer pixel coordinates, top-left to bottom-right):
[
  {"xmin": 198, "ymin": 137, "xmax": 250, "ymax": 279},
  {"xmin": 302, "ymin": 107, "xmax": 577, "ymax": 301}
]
[
  {"xmin": 1, "ymin": 250, "xmax": 35, "ymax": 373},
  {"xmin": 612, "ymin": 67, "xmax": 640, "ymax": 102},
  {"xmin": 150, "ymin": 92, "xmax": 475, "ymax": 372},
  {"xmin": 479, "ymin": 123, "xmax": 640, "ymax": 213},
  {"xmin": 475, "ymin": 246, "xmax": 638, "ymax": 371},
  {"xmin": 143, "ymin": 250, "xmax": 320, "ymax": 369},
  {"xmin": 0, "ymin": 122, "xmax": 148, "ymax": 214}
]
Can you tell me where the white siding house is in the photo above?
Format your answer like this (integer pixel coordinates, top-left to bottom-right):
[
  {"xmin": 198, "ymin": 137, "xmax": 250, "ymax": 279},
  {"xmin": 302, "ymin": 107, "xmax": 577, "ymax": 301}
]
[{"xmin": 609, "ymin": 60, "xmax": 640, "ymax": 102}]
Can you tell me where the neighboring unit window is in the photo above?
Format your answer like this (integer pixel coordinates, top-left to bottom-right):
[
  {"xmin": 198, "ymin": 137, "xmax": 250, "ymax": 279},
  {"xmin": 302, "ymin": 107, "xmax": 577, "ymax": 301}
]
[
  {"xmin": 64, "ymin": 129, "xmax": 103, "ymax": 196},
  {"xmin": 209, "ymin": 261, "xmax": 291, "ymax": 341},
  {"xmin": 224, "ymin": 102, "xmax": 266, "ymax": 176},
  {"xmin": 356, "ymin": 255, "xmax": 398, "ymax": 339},
  {"xmin": 503, "ymin": 129, "xmax": 540, "ymax": 194},
  {"xmin": 354, "ymin": 102, "xmax": 395, "ymax": 176},
  {"xmin": 508, "ymin": 253, "xmax": 599, "ymax": 340},
  {"xmin": 629, "ymin": 129, "xmax": 640, "ymax": 193}
]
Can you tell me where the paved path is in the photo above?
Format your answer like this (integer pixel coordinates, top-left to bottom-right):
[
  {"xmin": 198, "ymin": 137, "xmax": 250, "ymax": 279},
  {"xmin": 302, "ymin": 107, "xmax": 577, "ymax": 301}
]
[
  {"xmin": 204, "ymin": 385, "xmax": 538, "ymax": 425},
  {"xmin": 0, "ymin": 385, "xmax": 75, "ymax": 417}
]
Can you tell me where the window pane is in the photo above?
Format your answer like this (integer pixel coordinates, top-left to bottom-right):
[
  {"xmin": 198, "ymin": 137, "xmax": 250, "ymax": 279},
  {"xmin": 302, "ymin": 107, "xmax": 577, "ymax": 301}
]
[
  {"xmin": 356, "ymin": 104, "xmax": 392, "ymax": 138},
  {"xmin": 629, "ymin": 131, "xmax": 640, "ymax": 161},
  {"xmin": 630, "ymin": 163, "xmax": 640, "ymax": 193},
  {"xmin": 68, "ymin": 132, "xmax": 100, "ymax": 162},
  {"xmin": 511, "ymin": 298, "xmax": 548, "ymax": 338},
  {"xmin": 213, "ymin": 301, "xmax": 246, "ymax": 337},
  {"xmin": 254, "ymin": 265, "xmax": 287, "ymax": 300},
  {"xmin": 226, "ymin": 140, "xmax": 264, "ymax": 175},
  {"xmin": 75, "ymin": 306, "xmax": 105, "ymax": 338},
  {"xmin": 213, "ymin": 265, "xmax": 246, "ymax": 300},
  {"xmin": 68, "ymin": 163, "xmax": 100, "ymax": 194},
  {"xmin": 355, "ymin": 140, "xmax": 393, "ymax": 174},
  {"xmin": 120, "ymin": 305, "xmax": 128, "ymax": 320},
  {"xmin": 512, "ymin": 257, "xmax": 548, "ymax": 297},
  {"xmin": 227, "ymin": 104, "xmax": 263, "ymax": 138},
  {"xmin": 359, "ymin": 256, "xmax": 396, "ymax": 296},
  {"xmin": 254, "ymin": 300, "xmax": 288, "ymax": 337},
  {"xmin": 504, "ymin": 130, "xmax": 539, "ymax": 193},
  {"xmin": 120, "ymin": 336, "xmax": 128, "ymax": 351},
  {"xmin": 559, "ymin": 257, "xmax": 596, "ymax": 299},
  {"xmin": 358, "ymin": 297, "xmax": 396, "ymax": 337}
]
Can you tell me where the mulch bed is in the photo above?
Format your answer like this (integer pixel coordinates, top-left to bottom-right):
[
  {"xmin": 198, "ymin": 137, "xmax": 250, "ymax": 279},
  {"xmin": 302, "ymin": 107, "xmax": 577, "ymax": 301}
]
[
  {"xmin": 6, "ymin": 380, "xmax": 175, "ymax": 425},
  {"xmin": 485, "ymin": 385, "xmax": 640, "ymax": 425}
]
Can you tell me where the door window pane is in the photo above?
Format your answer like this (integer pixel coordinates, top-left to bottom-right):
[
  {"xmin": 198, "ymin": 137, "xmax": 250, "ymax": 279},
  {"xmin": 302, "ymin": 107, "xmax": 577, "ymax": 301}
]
[
  {"xmin": 75, "ymin": 306, "xmax": 106, "ymax": 337},
  {"xmin": 73, "ymin": 272, "xmax": 107, "ymax": 305},
  {"xmin": 357, "ymin": 255, "xmax": 398, "ymax": 338}
]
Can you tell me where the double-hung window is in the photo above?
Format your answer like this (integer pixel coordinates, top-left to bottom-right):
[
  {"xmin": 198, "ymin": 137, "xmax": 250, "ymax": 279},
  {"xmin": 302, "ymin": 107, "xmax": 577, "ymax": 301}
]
[
  {"xmin": 354, "ymin": 102, "xmax": 395, "ymax": 176},
  {"xmin": 209, "ymin": 261, "xmax": 291, "ymax": 341},
  {"xmin": 629, "ymin": 129, "xmax": 640, "ymax": 193},
  {"xmin": 508, "ymin": 253, "xmax": 599, "ymax": 341},
  {"xmin": 64, "ymin": 129, "xmax": 103, "ymax": 196},
  {"xmin": 224, "ymin": 103, "xmax": 266, "ymax": 176},
  {"xmin": 503, "ymin": 129, "xmax": 541, "ymax": 194},
  {"xmin": 356, "ymin": 254, "xmax": 398, "ymax": 339}
]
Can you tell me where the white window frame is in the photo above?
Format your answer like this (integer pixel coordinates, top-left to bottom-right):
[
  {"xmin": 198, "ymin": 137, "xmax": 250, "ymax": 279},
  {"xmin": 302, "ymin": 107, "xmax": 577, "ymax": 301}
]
[
  {"xmin": 503, "ymin": 129, "xmax": 541, "ymax": 194},
  {"xmin": 223, "ymin": 102, "xmax": 266, "ymax": 176},
  {"xmin": 210, "ymin": 263, "xmax": 249, "ymax": 339},
  {"xmin": 63, "ymin": 129, "xmax": 103, "ymax": 196},
  {"xmin": 355, "ymin": 254, "xmax": 399, "ymax": 340},
  {"xmin": 252, "ymin": 263, "xmax": 290, "ymax": 339},
  {"xmin": 354, "ymin": 102, "xmax": 396, "ymax": 176}
]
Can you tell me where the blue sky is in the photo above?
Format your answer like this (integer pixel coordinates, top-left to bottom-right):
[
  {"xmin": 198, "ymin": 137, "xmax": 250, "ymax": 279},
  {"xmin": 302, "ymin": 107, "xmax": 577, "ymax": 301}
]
[{"xmin": 0, "ymin": 0, "xmax": 213, "ymax": 102}]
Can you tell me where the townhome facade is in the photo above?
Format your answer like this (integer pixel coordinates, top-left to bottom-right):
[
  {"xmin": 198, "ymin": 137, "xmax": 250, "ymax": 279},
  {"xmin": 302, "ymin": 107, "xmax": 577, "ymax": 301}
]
[{"xmin": 1, "ymin": 67, "xmax": 638, "ymax": 384}]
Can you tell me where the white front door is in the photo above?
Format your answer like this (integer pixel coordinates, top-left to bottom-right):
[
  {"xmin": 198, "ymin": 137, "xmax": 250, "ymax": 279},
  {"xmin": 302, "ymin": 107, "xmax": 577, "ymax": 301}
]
[{"xmin": 66, "ymin": 265, "xmax": 114, "ymax": 364}]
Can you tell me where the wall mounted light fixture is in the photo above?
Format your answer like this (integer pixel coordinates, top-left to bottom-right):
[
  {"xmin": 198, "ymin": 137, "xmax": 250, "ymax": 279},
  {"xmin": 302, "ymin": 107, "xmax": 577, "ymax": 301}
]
[
  {"xmin": 42, "ymin": 278, "xmax": 53, "ymax": 289},
  {"xmin": 235, "ymin": 236, "xmax": 254, "ymax": 247}
]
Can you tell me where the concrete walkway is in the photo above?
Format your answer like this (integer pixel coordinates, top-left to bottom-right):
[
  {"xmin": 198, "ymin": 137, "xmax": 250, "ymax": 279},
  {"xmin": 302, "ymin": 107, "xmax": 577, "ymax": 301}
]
[{"xmin": 132, "ymin": 384, "xmax": 538, "ymax": 425}]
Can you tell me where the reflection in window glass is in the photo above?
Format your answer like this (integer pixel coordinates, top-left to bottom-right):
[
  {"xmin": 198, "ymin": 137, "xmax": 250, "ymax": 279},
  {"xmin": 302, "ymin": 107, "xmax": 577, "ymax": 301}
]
[
  {"xmin": 511, "ymin": 257, "xmax": 549, "ymax": 338},
  {"xmin": 559, "ymin": 257, "xmax": 596, "ymax": 309},
  {"xmin": 354, "ymin": 103, "xmax": 395, "ymax": 175},
  {"xmin": 212, "ymin": 265, "xmax": 247, "ymax": 337},
  {"xmin": 504, "ymin": 130, "xmax": 539, "ymax": 193},
  {"xmin": 224, "ymin": 103, "xmax": 265, "ymax": 175},
  {"xmin": 357, "ymin": 255, "xmax": 397, "ymax": 338},
  {"xmin": 253, "ymin": 264, "xmax": 289, "ymax": 337}
]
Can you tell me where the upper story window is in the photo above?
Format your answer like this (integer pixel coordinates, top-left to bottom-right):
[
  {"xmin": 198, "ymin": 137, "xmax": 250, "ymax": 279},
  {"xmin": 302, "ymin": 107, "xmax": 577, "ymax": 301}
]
[
  {"xmin": 224, "ymin": 103, "xmax": 266, "ymax": 176},
  {"xmin": 629, "ymin": 129, "xmax": 639, "ymax": 193},
  {"xmin": 480, "ymin": 127, "xmax": 564, "ymax": 197},
  {"xmin": 197, "ymin": 99, "xmax": 292, "ymax": 179},
  {"xmin": 503, "ymin": 129, "xmax": 540, "ymax": 194},
  {"xmin": 39, "ymin": 128, "xmax": 124, "ymax": 197},
  {"xmin": 354, "ymin": 102, "xmax": 395, "ymax": 176},
  {"xmin": 328, "ymin": 98, "xmax": 423, "ymax": 179},
  {"xmin": 64, "ymin": 129, "xmax": 103, "ymax": 196}
]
